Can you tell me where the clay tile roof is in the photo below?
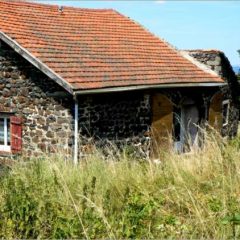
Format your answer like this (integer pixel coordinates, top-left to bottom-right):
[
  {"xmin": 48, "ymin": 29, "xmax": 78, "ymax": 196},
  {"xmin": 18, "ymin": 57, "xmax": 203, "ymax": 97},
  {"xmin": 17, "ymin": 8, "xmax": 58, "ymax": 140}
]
[{"xmin": 0, "ymin": 0, "xmax": 224, "ymax": 93}]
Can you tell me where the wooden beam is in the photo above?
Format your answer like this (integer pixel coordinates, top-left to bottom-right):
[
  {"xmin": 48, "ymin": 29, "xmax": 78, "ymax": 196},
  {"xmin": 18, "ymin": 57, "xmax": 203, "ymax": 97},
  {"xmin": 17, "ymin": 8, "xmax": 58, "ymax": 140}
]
[
  {"xmin": 46, "ymin": 91, "xmax": 70, "ymax": 98},
  {"xmin": 74, "ymin": 82, "xmax": 227, "ymax": 95}
]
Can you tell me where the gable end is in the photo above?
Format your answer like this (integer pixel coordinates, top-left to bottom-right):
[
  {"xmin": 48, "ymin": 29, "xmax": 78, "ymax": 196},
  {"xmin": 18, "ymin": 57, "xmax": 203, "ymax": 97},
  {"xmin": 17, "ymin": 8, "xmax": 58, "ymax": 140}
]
[{"xmin": 0, "ymin": 31, "xmax": 74, "ymax": 95}]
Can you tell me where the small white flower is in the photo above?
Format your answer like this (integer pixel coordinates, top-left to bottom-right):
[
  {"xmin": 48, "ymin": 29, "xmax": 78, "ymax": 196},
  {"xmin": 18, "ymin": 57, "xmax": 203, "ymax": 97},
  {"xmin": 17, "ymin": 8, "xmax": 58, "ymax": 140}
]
[{"xmin": 153, "ymin": 159, "xmax": 161, "ymax": 165}]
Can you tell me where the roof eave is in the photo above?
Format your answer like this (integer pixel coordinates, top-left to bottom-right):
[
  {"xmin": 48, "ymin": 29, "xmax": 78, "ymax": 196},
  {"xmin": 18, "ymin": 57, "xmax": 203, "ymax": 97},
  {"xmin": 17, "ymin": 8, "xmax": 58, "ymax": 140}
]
[
  {"xmin": 0, "ymin": 31, "xmax": 74, "ymax": 95},
  {"xmin": 73, "ymin": 82, "xmax": 226, "ymax": 96}
]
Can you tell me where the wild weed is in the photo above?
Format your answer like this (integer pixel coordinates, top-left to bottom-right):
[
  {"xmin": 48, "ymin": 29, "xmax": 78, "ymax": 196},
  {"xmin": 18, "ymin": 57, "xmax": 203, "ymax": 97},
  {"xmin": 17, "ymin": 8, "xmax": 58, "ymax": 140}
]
[{"xmin": 0, "ymin": 131, "xmax": 240, "ymax": 238}]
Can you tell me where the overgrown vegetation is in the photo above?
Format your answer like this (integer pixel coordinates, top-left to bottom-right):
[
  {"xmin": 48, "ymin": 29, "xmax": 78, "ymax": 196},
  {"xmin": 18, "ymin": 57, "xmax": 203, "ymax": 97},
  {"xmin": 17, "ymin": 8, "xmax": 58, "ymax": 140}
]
[{"xmin": 1, "ymin": 132, "xmax": 240, "ymax": 238}]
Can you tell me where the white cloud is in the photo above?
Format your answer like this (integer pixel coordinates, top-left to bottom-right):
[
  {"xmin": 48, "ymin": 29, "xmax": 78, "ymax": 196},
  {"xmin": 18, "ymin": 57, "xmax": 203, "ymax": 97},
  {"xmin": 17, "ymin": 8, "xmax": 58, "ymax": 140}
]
[{"xmin": 155, "ymin": 0, "xmax": 165, "ymax": 4}]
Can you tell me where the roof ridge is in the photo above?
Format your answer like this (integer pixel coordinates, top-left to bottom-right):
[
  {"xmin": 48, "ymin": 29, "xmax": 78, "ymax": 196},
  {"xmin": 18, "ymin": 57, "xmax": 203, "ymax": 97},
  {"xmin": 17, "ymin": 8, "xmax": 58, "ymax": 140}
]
[
  {"xmin": 184, "ymin": 49, "xmax": 224, "ymax": 53},
  {"xmin": 0, "ymin": 0, "xmax": 115, "ymax": 12}
]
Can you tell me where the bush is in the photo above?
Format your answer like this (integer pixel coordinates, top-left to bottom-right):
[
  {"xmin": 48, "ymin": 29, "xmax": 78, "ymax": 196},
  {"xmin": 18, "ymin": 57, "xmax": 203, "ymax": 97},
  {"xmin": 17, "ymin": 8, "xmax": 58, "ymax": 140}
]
[{"xmin": 1, "ymin": 132, "xmax": 240, "ymax": 238}]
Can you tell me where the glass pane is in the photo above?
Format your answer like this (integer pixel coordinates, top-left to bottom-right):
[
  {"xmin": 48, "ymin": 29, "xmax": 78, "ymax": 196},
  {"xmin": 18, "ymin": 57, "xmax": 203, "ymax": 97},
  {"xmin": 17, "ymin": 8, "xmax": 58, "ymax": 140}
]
[
  {"xmin": 0, "ymin": 118, "xmax": 4, "ymax": 145},
  {"xmin": 7, "ymin": 118, "xmax": 10, "ymax": 145}
]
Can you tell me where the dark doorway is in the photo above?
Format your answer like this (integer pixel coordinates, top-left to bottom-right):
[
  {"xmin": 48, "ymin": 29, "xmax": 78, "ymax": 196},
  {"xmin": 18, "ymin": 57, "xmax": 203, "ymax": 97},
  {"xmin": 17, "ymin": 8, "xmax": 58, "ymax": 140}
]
[{"xmin": 173, "ymin": 98, "xmax": 199, "ymax": 152}]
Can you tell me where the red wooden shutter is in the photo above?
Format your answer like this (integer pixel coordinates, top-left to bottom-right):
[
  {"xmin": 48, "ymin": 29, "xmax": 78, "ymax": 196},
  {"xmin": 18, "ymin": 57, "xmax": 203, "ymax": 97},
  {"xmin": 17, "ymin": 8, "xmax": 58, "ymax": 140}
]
[{"xmin": 10, "ymin": 116, "xmax": 22, "ymax": 153}]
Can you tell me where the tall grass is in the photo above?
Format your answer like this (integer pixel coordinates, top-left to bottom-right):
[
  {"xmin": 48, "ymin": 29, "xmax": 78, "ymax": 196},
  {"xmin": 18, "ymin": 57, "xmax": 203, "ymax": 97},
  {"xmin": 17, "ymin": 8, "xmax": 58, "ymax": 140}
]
[{"xmin": 1, "ymin": 132, "xmax": 240, "ymax": 238}]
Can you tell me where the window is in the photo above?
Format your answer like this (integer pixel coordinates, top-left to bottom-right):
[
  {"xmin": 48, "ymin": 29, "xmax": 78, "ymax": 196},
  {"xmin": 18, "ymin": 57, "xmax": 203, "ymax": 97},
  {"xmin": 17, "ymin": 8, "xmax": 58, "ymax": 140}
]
[
  {"xmin": 0, "ymin": 117, "xmax": 11, "ymax": 152},
  {"xmin": 0, "ymin": 115, "xmax": 22, "ymax": 153},
  {"xmin": 222, "ymin": 100, "xmax": 230, "ymax": 127}
]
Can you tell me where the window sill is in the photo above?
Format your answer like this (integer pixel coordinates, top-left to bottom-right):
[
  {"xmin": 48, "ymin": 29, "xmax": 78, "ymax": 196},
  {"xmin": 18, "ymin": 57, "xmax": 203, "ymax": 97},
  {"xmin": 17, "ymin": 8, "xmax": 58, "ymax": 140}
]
[{"xmin": 0, "ymin": 145, "xmax": 11, "ymax": 152}]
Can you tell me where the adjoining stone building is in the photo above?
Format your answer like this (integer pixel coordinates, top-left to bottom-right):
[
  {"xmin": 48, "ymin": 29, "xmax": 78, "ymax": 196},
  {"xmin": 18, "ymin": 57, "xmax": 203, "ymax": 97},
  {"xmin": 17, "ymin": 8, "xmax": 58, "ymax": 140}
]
[
  {"xmin": 0, "ymin": 1, "xmax": 238, "ymax": 161},
  {"xmin": 184, "ymin": 50, "xmax": 240, "ymax": 138}
]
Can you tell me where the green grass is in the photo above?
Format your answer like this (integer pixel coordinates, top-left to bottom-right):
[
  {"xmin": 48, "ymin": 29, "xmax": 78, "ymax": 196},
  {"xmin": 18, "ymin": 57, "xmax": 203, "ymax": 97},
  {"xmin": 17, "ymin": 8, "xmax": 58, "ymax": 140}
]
[{"xmin": 1, "ymin": 132, "xmax": 240, "ymax": 238}]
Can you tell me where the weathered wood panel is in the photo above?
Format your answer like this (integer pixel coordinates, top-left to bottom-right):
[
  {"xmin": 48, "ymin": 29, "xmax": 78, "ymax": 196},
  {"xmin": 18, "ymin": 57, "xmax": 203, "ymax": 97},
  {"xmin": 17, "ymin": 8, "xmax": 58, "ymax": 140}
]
[
  {"xmin": 151, "ymin": 94, "xmax": 173, "ymax": 157},
  {"xmin": 208, "ymin": 92, "xmax": 223, "ymax": 132}
]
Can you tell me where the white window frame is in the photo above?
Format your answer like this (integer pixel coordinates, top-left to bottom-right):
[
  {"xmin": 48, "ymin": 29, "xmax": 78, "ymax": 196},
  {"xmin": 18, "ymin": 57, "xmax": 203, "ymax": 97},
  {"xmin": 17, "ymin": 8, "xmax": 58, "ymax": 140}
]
[
  {"xmin": 222, "ymin": 99, "xmax": 230, "ymax": 127},
  {"xmin": 0, "ymin": 116, "xmax": 11, "ymax": 152}
]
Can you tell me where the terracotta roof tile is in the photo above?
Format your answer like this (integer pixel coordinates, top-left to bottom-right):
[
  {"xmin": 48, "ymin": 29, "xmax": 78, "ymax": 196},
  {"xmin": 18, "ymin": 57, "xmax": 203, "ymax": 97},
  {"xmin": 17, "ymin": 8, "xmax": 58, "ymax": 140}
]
[{"xmin": 0, "ymin": 0, "xmax": 223, "ymax": 91}]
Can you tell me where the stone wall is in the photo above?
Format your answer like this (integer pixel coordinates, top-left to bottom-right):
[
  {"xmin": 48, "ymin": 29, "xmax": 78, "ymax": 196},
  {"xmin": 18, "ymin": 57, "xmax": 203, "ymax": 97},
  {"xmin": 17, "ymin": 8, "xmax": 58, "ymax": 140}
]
[
  {"xmin": 77, "ymin": 93, "xmax": 151, "ymax": 157},
  {"xmin": 186, "ymin": 50, "xmax": 239, "ymax": 137},
  {"xmin": 0, "ymin": 40, "xmax": 74, "ymax": 156},
  {"xmin": 76, "ymin": 87, "xmax": 219, "ymax": 157}
]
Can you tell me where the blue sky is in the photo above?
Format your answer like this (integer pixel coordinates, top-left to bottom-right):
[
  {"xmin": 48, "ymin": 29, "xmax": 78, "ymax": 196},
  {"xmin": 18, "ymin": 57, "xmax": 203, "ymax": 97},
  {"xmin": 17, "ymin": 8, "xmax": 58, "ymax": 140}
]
[{"xmin": 41, "ymin": 0, "xmax": 240, "ymax": 66}]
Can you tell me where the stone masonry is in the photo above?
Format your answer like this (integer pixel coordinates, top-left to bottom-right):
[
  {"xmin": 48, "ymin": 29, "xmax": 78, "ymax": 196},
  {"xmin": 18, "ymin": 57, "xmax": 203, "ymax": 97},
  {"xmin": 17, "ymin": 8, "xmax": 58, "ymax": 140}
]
[{"xmin": 77, "ymin": 93, "xmax": 152, "ymax": 157}]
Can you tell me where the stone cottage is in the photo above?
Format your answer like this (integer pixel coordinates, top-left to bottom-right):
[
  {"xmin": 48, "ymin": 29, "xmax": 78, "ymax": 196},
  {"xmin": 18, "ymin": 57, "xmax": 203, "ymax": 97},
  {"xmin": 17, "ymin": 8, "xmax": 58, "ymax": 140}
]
[{"xmin": 0, "ymin": 0, "xmax": 237, "ymax": 161}]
